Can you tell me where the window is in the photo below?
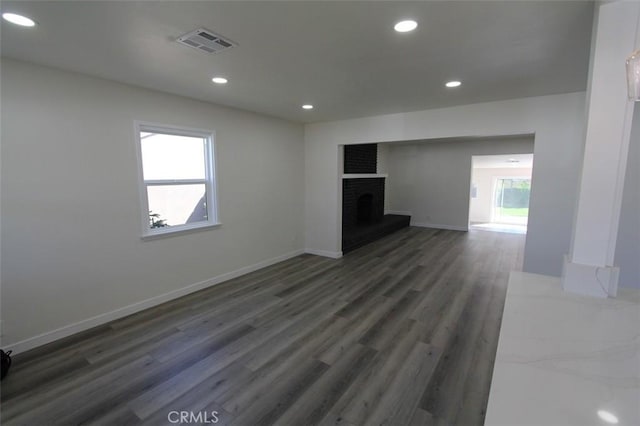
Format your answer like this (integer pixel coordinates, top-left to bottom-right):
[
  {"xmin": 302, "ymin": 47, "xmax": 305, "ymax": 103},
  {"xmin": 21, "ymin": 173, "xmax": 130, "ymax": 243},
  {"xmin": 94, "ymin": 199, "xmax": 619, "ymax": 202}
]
[
  {"xmin": 135, "ymin": 122, "xmax": 219, "ymax": 238},
  {"xmin": 492, "ymin": 177, "xmax": 531, "ymax": 225}
]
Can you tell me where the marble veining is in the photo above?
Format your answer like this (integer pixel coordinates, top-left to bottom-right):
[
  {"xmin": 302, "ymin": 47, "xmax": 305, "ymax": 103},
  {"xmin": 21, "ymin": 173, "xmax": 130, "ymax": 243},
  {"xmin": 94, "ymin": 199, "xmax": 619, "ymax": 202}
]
[{"xmin": 485, "ymin": 271, "xmax": 640, "ymax": 426}]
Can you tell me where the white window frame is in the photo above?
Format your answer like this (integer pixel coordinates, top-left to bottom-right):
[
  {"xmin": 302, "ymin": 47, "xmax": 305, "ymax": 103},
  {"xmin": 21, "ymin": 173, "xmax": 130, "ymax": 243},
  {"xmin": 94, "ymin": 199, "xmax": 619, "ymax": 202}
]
[{"xmin": 134, "ymin": 121, "xmax": 220, "ymax": 240}]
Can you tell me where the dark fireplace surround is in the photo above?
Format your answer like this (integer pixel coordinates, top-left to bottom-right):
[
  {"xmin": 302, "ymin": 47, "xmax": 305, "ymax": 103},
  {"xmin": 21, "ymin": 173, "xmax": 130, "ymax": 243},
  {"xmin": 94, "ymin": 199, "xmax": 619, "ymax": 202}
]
[
  {"xmin": 342, "ymin": 144, "xmax": 410, "ymax": 253},
  {"xmin": 342, "ymin": 178, "xmax": 385, "ymax": 230}
]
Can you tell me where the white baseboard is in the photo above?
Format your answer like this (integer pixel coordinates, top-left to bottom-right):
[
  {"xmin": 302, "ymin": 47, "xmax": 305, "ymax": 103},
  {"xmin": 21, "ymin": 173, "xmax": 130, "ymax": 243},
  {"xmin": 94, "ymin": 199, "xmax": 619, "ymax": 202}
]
[
  {"xmin": 304, "ymin": 248, "xmax": 343, "ymax": 259},
  {"xmin": 4, "ymin": 249, "xmax": 305, "ymax": 354},
  {"xmin": 410, "ymin": 221, "xmax": 468, "ymax": 232},
  {"xmin": 385, "ymin": 210, "xmax": 412, "ymax": 216},
  {"xmin": 561, "ymin": 255, "xmax": 619, "ymax": 298}
]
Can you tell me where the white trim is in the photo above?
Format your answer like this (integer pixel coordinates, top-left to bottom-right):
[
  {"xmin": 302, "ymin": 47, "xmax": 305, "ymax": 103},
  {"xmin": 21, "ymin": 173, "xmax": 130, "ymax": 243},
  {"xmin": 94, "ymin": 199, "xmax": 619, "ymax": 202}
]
[
  {"xmin": 305, "ymin": 248, "xmax": 343, "ymax": 259},
  {"xmin": 385, "ymin": 210, "xmax": 412, "ymax": 216},
  {"xmin": 336, "ymin": 148, "xmax": 344, "ymax": 260},
  {"xmin": 134, "ymin": 121, "xmax": 150, "ymax": 234},
  {"xmin": 136, "ymin": 121, "xmax": 215, "ymax": 138},
  {"xmin": 410, "ymin": 222, "xmax": 468, "ymax": 231},
  {"xmin": 144, "ymin": 179, "xmax": 207, "ymax": 186},
  {"xmin": 341, "ymin": 173, "xmax": 388, "ymax": 179},
  {"xmin": 561, "ymin": 255, "xmax": 619, "ymax": 298},
  {"xmin": 4, "ymin": 249, "xmax": 305, "ymax": 354},
  {"xmin": 141, "ymin": 222, "xmax": 222, "ymax": 241}
]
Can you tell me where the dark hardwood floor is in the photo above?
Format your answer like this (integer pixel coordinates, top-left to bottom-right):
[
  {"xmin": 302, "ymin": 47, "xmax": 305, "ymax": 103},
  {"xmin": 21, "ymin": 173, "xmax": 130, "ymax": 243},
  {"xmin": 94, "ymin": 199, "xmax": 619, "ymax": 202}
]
[{"xmin": 1, "ymin": 227, "xmax": 524, "ymax": 425}]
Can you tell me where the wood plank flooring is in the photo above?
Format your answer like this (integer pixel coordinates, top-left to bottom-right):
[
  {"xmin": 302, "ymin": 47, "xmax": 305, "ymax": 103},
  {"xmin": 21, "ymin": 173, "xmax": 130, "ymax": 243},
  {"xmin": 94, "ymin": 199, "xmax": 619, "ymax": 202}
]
[{"xmin": 0, "ymin": 227, "xmax": 524, "ymax": 425}]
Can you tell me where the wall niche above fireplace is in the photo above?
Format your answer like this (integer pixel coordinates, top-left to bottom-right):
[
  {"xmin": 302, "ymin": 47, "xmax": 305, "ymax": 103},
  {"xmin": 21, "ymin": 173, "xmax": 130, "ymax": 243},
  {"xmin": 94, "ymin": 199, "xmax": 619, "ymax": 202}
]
[
  {"xmin": 342, "ymin": 143, "xmax": 410, "ymax": 253},
  {"xmin": 344, "ymin": 144, "xmax": 377, "ymax": 174}
]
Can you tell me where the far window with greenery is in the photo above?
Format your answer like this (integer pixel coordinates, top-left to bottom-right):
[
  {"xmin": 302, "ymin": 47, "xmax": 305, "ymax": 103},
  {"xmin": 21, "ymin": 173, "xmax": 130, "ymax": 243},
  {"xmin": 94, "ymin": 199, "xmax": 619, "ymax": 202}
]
[{"xmin": 135, "ymin": 122, "xmax": 219, "ymax": 238}]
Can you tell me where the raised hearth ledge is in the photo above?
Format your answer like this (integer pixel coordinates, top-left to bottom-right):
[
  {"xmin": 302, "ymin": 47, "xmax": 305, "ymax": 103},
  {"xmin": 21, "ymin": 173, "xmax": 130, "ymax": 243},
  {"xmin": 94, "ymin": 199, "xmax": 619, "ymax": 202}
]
[{"xmin": 341, "ymin": 173, "xmax": 388, "ymax": 179}]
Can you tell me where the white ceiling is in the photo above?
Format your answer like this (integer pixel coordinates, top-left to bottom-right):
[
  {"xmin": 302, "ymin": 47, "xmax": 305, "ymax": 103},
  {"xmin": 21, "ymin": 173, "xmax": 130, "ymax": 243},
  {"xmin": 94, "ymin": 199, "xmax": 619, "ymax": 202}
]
[
  {"xmin": 473, "ymin": 153, "xmax": 534, "ymax": 169},
  {"xmin": 0, "ymin": 1, "xmax": 594, "ymax": 123}
]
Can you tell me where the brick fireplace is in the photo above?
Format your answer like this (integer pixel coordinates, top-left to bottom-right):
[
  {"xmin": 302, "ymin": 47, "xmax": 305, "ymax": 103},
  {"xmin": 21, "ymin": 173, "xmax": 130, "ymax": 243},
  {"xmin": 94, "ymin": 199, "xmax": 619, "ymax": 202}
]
[{"xmin": 342, "ymin": 144, "xmax": 410, "ymax": 253}]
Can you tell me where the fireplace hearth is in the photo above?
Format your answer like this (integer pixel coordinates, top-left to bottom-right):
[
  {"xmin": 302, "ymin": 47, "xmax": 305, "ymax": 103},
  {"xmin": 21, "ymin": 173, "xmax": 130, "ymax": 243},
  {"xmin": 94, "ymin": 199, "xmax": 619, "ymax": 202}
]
[{"xmin": 341, "ymin": 144, "xmax": 410, "ymax": 253}]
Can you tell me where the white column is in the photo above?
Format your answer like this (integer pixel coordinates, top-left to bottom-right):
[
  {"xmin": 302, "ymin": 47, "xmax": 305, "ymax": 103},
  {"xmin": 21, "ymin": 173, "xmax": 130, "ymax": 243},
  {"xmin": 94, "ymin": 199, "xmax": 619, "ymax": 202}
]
[{"xmin": 563, "ymin": 1, "xmax": 640, "ymax": 298}]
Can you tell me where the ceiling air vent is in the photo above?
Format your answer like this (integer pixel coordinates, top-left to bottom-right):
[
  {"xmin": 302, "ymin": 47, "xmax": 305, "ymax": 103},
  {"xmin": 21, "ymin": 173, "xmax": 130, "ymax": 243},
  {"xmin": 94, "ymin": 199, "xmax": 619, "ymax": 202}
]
[{"xmin": 176, "ymin": 28, "xmax": 237, "ymax": 54}]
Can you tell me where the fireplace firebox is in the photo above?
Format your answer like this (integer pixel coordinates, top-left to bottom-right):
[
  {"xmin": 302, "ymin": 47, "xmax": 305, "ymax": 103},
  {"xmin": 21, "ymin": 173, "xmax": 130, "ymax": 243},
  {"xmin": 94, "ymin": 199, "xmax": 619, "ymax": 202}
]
[
  {"xmin": 341, "ymin": 144, "xmax": 410, "ymax": 253},
  {"xmin": 357, "ymin": 194, "xmax": 373, "ymax": 224}
]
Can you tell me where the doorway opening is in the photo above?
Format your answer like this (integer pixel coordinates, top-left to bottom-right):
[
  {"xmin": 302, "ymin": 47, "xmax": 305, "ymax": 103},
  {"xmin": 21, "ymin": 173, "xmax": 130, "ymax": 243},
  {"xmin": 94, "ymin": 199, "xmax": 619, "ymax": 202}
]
[{"xmin": 469, "ymin": 154, "xmax": 533, "ymax": 234}]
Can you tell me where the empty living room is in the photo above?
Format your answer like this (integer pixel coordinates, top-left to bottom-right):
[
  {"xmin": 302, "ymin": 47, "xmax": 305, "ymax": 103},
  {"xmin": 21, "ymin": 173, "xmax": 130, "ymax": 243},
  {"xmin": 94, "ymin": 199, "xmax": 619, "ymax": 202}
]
[{"xmin": 1, "ymin": 1, "xmax": 639, "ymax": 425}]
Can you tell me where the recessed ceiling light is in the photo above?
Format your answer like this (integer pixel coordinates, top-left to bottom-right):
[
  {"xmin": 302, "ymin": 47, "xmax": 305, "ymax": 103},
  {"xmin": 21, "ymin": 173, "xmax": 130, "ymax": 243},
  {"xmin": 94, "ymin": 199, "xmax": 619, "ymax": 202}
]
[
  {"xmin": 2, "ymin": 12, "xmax": 36, "ymax": 27},
  {"xmin": 302, "ymin": 104, "xmax": 314, "ymax": 110},
  {"xmin": 597, "ymin": 410, "xmax": 619, "ymax": 424},
  {"xmin": 446, "ymin": 81, "xmax": 462, "ymax": 88},
  {"xmin": 211, "ymin": 77, "xmax": 228, "ymax": 84},
  {"xmin": 394, "ymin": 20, "xmax": 418, "ymax": 33}
]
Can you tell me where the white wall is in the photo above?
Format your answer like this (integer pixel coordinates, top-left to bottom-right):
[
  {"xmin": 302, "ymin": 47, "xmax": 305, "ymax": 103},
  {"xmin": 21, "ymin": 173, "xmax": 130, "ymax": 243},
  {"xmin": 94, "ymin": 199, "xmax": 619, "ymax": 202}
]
[
  {"xmin": 385, "ymin": 138, "xmax": 533, "ymax": 230},
  {"xmin": 0, "ymin": 59, "xmax": 305, "ymax": 351},
  {"xmin": 470, "ymin": 166, "xmax": 533, "ymax": 224},
  {"xmin": 305, "ymin": 92, "xmax": 586, "ymax": 276},
  {"xmin": 615, "ymin": 106, "xmax": 640, "ymax": 289}
]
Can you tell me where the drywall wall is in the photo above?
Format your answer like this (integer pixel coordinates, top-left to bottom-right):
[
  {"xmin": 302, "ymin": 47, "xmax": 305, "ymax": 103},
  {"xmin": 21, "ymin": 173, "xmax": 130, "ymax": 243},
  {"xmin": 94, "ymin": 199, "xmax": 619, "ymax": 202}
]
[
  {"xmin": 305, "ymin": 92, "xmax": 586, "ymax": 276},
  {"xmin": 470, "ymin": 166, "xmax": 533, "ymax": 224},
  {"xmin": 615, "ymin": 106, "xmax": 640, "ymax": 289},
  {"xmin": 386, "ymin": 139, "xmax": 533, "ymax": 229},
  {"xmin": 0, "ymin": 59, "xmax": 305, "ymax": 350}
]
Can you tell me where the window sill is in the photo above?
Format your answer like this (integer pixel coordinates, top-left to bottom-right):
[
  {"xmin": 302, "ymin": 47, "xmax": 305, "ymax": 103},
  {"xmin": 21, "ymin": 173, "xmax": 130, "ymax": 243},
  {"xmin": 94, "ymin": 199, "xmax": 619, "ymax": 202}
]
[{"xmin": 141, "ymin": 222, "xmax": 222, "ymax": 241}]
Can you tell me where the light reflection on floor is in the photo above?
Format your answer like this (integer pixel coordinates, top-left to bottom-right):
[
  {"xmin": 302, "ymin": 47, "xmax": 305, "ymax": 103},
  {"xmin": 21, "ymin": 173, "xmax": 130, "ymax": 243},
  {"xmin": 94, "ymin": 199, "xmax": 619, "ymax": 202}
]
[{"xmin": 470, "ymin": 222, "xmax": 527, "ymax": 234}]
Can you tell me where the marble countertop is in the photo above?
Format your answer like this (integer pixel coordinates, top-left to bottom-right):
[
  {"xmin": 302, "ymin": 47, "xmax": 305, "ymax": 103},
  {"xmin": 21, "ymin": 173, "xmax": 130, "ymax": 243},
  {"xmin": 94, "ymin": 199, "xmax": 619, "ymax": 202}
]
[{"xmin": 485, "ymin": 272, "xmax": 640, "ymax": 426}]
